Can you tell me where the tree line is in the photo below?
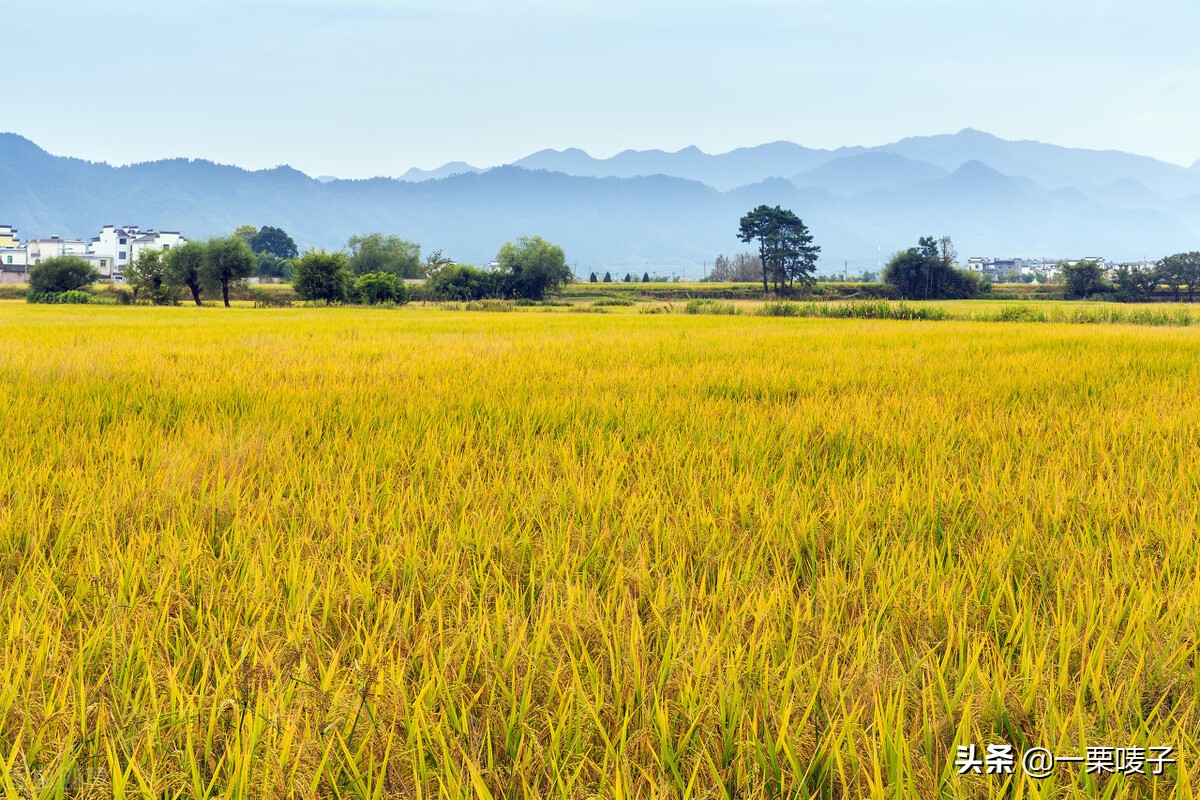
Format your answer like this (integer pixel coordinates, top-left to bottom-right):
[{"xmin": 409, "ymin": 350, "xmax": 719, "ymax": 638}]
[
  {"xmin": 28, "ymin": 236, "xmax": 257, "ymax": 307},
  {"xmin": 25, "ymin": 213, "xmax": 1200, "ymax": 307},
  {"xmin": 1061, "ymin": 254, "xmax": 1200, "ymax": 302},
  {"xmin": 25, "ymin": 226, "xmax": 573, "ymax": 306}
]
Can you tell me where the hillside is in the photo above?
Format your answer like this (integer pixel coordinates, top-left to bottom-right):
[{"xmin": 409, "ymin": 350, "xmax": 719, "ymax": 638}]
[{"xmin": 2, "ymin": 131, "xmax": 1198, "ymax": 268}]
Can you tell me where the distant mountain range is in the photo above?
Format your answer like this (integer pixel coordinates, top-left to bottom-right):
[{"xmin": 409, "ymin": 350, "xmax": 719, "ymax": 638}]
[{"xmin": 1, "ymin": 129, "xmax": 1197, "ymax": 270}]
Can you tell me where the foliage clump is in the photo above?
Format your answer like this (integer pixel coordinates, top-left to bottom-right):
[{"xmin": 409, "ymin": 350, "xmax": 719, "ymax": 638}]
[{"xmin": 28, "ymin": 256, "xmax": 98, "ymax": 295}]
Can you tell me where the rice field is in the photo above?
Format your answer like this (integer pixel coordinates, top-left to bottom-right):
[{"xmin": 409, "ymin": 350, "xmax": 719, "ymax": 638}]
[{"xmin": 2, "ymin": 302, "xmax": 1199, "ymax": 799}]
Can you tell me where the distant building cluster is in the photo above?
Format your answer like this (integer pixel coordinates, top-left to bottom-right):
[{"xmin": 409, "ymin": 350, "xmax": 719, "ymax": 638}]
[
  {"xmin": 962, "ymin": 256, "xmax": 1156, "ymax": 282},
  {"xmin": 0, "ymin": 224, "xmax": 186, "ymax": 284}
]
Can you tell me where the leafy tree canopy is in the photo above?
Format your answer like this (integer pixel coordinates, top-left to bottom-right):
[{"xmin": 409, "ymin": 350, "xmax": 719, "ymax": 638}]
[
  {"xmin": 250, "ymin": 226, "xmax": 298, "ymax": 260},
  {"xmin": 426, "ymin": 264, "xmax": 501, "ymax": 301},
  {"xmin": 882, "ymin": 235, "xmax": 981, "ymax": 300},
  {"xmin": 1158, "ymin": 252, "xmax": 1200, "ymax": 302},
  {"xmin": 202, "ymin": 236, "xmax": 257, "ymax": 307},
  {"xmin": 165, "ymin": 241, "xmax": 208, "ymax": 306},
  {"xmin": 1059, "ymin": 260, "xmax": 1109, "ymax": 300},
  {"xmin": 293, "ymin": 250, "xmax": 351, "ymax": 303},
  {"xmin": 28, "ymin": 256, "xmax": 98, "ymax": 294},
  {"xmin": 737, "ymin": 205, "xmax": 820, "ymax": 292},
  {"xmin": 355, "ymin": 271, "xmax": 409, "ymax": 305},
  {"xmin": 125, "ymin": 249, "xmax": 174, "ymax": 305},
  {"xmin": 347, "ymin": 233, "xmax": 422, "ymax": 278},
  {"xmin": 495, "ymin": 235, "xmax": 571, "ymax": 300}
]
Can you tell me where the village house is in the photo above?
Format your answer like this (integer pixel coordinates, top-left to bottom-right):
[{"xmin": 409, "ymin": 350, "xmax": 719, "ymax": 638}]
[
  {"xmin": 90, "ymin": 225, "xmax": 186, "ymax": 279},
  {"xmin": 0, "ymin": 224, "xmax": 187, "ymax": 283}
]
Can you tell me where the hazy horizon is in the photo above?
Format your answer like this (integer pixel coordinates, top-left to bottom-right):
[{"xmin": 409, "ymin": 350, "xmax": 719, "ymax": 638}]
[{"xmin": 6, "ymin": 0, "xmax": 1199, "ymax": 179}]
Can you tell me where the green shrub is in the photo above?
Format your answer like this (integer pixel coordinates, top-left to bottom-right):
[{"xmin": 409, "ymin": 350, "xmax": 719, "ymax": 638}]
[
  {"xmin": 355, "ymin": 271, "xmax": 409, "ymax": 305},
  {"xmin": 252, "ymin": 289, "xmax": 294, "ymax": 308},
  {"xmin": 759, "ymin": 301, "xmax": 800, "ymax": 317},
  {"xmin": 463, "ymin": 299, "xmax": 515, "ymax": 312},
  {"xmin": 26, "ymin": 290, "xmax": 91, "ymax": 304},
  {"xmin": 592, "ymin": 298, "xmax": 634, "ymax": 307},
  {"xmin": 993, "ymin": 305, "xmax": 1047, "ymax": 323},
  {"xmin": 28, "ymin": 257, "xmax": 99, "ymax": 294},
  {"xmin": 756, "ymin": 300, "xmax": 948, "ymax": 321},
  {"xmin": 427, "ymin": 265, "xmax": 501, "ymax": 301},
  {"xmin": 293, "ymin": 250, "xmax": 352, "ymax": 303},
  {"xmin": 685, "ymin": 299, "xmax": 737, "ymax": 315}
]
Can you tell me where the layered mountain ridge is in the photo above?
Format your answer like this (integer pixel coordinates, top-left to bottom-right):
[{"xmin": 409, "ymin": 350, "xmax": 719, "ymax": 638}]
[{"xmin": 1, "ymin": 129, "xmax": 1196, "ymax": 269}]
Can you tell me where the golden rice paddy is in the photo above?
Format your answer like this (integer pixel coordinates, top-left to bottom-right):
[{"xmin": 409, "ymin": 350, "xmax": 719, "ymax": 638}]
[{"xmin": 2, "ymin": 303, "xmax": 1199, "ymax": 799}]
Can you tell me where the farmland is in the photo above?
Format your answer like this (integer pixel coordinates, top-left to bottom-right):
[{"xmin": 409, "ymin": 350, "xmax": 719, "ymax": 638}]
[{"xmin": 2, "ymin": 303, "xmax": 1199, "ymax": 799}]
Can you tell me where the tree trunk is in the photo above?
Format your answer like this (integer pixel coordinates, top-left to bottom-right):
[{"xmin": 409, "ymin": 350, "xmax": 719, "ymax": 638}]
[
  {"xmin": 222, "ymin": 281, "xmax": 230, "ymax": 307},
  {"xmin": 761, "ymin": 247, "xmax": 769, "ymax": 295},
  {"xmin": 190, "ymin": 284, "xmax": 203, "ymax": 306}
]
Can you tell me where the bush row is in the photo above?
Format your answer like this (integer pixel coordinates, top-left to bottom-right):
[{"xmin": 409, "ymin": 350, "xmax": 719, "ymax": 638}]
[{"xmin": 26, "ymin": 290, "xmax": 91, "ymax": 305}]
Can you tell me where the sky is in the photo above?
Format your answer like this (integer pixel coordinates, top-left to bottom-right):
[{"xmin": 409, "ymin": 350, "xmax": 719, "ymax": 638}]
[{"xmin": 6, "ymin": 0, "xmax": 1200, "ymax": 178}]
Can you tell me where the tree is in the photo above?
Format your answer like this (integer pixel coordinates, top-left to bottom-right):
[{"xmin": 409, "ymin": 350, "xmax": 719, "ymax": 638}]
[
  {"xmin": 737, "ymin": 205, "xmax": 820, "ymax": 292},
  {"xmin": 778, "ymin": 212, "xmax": 820, "ymax": 290},
  {"xmin": 292, "ymin": 250, "xmax": 351, "ymax": 302},
  {"xmin": 711, "ymin": 253, "xmax": 763, "ymax": 282},
  {"xmin": 1158, "ymin": 257, "xmax": 1185, "ymax": 302},
  {"xmin": 249, "ymin": 226, "xmax": 298, "ymax": 260},
  {"xmin": 202, "ymin": 236, "xmax": 257, "ymax": 307},
  {"xmin": 706, "ymin": 253, "xmax": 764, "ymax": 283},
  {"xmin": 28, "ymin": 256, "xmax": 99, "ymax": 294},
  {"xmin": 1059, "ymin": 260, "xmax": 1109, "ymax": 300},
  {"xmin": 738, "ymin": 206, "xmax": 776, "ymax": 292},
  {"xmin": 426, "ymin": 264, "xmax": 500, "ymax": 301},
  {"xmin": 233, "ymin": 224, "xmax": 258, "ymax": 245},
  {"xmin": 709, "ymin": 254, "xmax": 734, "ymax": 282},
  {"xmin": 424, "ymin": 249, "xmax": 455, "ymax": 276},
  {"xmin": 355, "ymin": 271, "xmax": 409, "ymax": 305},
  {"xmin": 884, "ymin": 248, "xmax": 932, "ymax": 300},
  {"xmin": 589, "ymin": 272, "xmax": 598, "ymax": 282},
  {"xmin": 603, "ymin": 272, "xmax": 612, "ymax": 282},
  {"xmin": 732, "ymin": 253, "xmax": 762, "ymax": 282},
  {"xmin": 495, "ymin": 235, "xmax": 571, "ymax": 300},
  {"xmin": 1112, "ymin": 262, "xmax": 1160, "ymax": 302},
  {"xmin": 125, "ymin": 249, "xmax": 174, "ymax": 305},
  {"xmin": 642, "ymin": 272, "xmax": 650, "ymax": 283},
  {"xmin": 1159, "ymin": 252, "xmax": 1200, "ymax": 302},
  {"xmin": 624, "ymin": 273, "xmax": 632, "ymax": 283},
  {"xmin": 255, "ymin": 253, "xmax": 294, "ymax": 280},
  {"xmin": 347, "ymin": 233, "xmax": 422, "ymax": 278},
  {"xmin": 165, "ymin": 241, "xmax": 208, "ymax": 306},
  {"xmin": 882, "ymin": 235, "xmax": 981, "ymax": 300}
]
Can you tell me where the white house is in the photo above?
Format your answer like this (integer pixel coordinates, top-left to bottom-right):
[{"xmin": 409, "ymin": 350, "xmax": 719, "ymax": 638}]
[
  {"xmin": 90, "ymin": 225, "xmax": 186, "ymax": 279},
  {"xmin": 27, "ymin": 236, "xmax": 89, "ymax": 263},
  {"xmin": 0, "ymin": 246, "xmax": 29, "ymax": 282},
  {"xmin": 0, "ymin": 225, "xmax": 189, "ymax": 282},
  {"xmin": 130, "ymin": 230, "xmax": 184, "ymax": 262}
]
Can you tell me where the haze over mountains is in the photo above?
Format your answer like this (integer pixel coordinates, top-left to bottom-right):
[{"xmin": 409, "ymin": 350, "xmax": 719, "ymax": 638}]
[{"xmin": 2, "ymin": 129, "xmax": 1198, "ymax": 272}]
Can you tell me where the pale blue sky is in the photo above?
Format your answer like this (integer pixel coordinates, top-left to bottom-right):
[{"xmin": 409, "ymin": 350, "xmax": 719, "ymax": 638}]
[{"xmin": 7, "ymin": 0, "xmax": 1200, "ymax": 177}]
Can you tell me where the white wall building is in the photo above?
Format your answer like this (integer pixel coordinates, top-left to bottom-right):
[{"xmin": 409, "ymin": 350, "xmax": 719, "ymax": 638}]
[
  {"xmin": 27, "ymin": 236, "xmax": 88, "ymax": 263},
  {"xmin": 0, "ymin": 246, "xmax": 29, "ymax": 283},
  {"xmin": 0, "ymin": 225, "xmax": 187, "ymax": 282},
  {"xmin": 130, "ymin": 230, "xmax": 184, "ymax": 263},
  {"xmin": 90, "ymin": 225, "xmax": 186, "ymax": 279}
]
